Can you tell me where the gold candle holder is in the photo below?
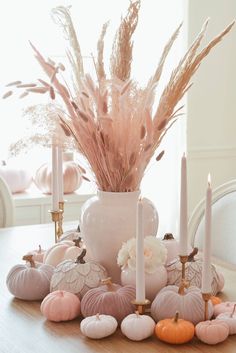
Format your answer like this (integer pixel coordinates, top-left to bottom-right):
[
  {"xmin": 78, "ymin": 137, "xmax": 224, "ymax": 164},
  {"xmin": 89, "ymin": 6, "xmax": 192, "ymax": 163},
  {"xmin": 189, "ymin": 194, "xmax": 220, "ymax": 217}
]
[
  {"xmin": 179, "ymin": 255, "xmax": 188, "ymax": 280},
  {"xmin": 202, "ymin": 292, "xmax": 212, "ymax": 321},
  {"xmin": 49, "ymin": 209, "xmax": 63, "ymax": 243},
  {"xmin": 58, "ymin": 201, "xmax": 65, "ymax": 236},
  {"xmin": 131, "ymin": 299, "xmax": 150, "ymax": 315}
]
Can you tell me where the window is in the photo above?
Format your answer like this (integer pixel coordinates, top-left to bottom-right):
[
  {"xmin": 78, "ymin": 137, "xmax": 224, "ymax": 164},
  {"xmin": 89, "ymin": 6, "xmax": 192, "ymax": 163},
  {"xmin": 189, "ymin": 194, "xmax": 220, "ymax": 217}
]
[{"xmin": 0, "ymin": 0, "xmax": 185, "ymax": 235}]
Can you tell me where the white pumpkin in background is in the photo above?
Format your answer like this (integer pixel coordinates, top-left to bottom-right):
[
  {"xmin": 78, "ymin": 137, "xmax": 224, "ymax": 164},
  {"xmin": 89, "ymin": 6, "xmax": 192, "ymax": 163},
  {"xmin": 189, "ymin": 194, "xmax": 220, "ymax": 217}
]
[
  {"xmin": 34, "ymin": 161, "xmax": 82, "ymax": 194},
  {"xmin": 0, "ymin": 161, "xmax": 32, "ymax": 193}
]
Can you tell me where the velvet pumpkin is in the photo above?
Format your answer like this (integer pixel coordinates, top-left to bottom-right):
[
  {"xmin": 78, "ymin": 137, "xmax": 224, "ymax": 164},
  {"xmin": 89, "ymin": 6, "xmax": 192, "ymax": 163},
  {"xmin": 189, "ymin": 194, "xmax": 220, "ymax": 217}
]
[
  {"xmin": 121, "ymin": 311, "xmax": 155, "ymax": 341},
  {"xmin": 0, "ymin": 162, "xmax": 32, "ymax": 193},
  {"xmin": 155, "ymin": 311, "xmax": 195, "ymax": 344},
  {"xmin": 81, "ymin": 277, "xmax": 136, "ymax": 323},
  {"xmin": 80, "ymin": 314, "xmax": 118, "ymax": 339},
  {"xmin": 34, "ymin": 161, "xmax": 82, "ymax": 194},
  {"xmin": 151, "ymin": 282, "xmax": 214, "ymax": 325},
  {"xmin": 210, "ymin": 296, "xmax": 222, "ymax": 306},
  {"xmin": 6, "ymin": 255, "xmax": 54, "ymax": 300},
  {"xmin": 161, "ymin": 233, "xmax": 180, "ymax": 266},
  {"xmin": 195, "ymin": 320, "xmax": 229, "ymax": 344},
  {"xmin": 27, "ymin": 245, "xmax": 45, "ymax": 262},
  {"xmin": 216, "ymin": 304, "xmax": 236, "ymax": 335},
  {"xmin": 214, "ymin": 301, "xmax": 236, "ymax": 317},
  {"xmin": 43, "ymin": 238, "xmax": 83, "ymax": 267},
  {"xmin": 166, "ymin": 248, "xmax": 224, "ymax": 295},
  {"xmin": 50, "ymin": 249, "xmax": 108, "ymax": 298},
  {"xmin": 40, "ymin": 290, "xmax": 81, "ymax": 322}
]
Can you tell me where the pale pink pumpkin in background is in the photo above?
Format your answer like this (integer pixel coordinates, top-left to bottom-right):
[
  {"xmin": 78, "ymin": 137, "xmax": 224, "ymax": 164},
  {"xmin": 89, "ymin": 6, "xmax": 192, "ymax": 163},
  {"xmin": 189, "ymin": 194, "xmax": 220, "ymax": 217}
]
[
  {"xmin": 43, "ymin": 239, "xmax": 83, "ymax": 267},
  {"xmin": 0, "ymin": 162, "xmax": 32, "ymax": 193},
  {"xmin": 27, "ymin": 245, "xmax": 45, "ymax": 263},
  {"xmin": 41, "ymin": 290, "xmax": 81, "ymax": 322},
  {"xmin": 214, "ymin": 301, "xmax": 236, "ymax": 317},
  {"xmin": 216, "ymin": 304, "xmax": 236, "ymax": 335}
]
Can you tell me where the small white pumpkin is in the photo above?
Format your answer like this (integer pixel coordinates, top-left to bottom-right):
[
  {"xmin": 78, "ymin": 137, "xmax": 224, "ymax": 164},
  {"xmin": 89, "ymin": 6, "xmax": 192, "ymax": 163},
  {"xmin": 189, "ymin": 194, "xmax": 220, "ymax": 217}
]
[
  {"xmin": 50, "ymin": 249, "xmax": 108, "ymax": 298},
  {"xmin": 80, "ymin": 314, "xmax": 118, "ymax": 339},
  {"xmin": 121, "ymin": 311, "xmax": 155, "ymax": 341},
  {"xmin": 216, "ymin": 304, "xmax": 236, "ymax": 334}
]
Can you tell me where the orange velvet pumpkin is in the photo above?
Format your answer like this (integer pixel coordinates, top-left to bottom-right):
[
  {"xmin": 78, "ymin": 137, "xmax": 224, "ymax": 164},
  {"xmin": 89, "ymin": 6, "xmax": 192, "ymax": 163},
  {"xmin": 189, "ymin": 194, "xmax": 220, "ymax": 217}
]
[
  {"xmin": 155, "ymin": 311, "xmax": 195, "ymax": 344},
  {"xmin": 34, "ymin": 161, "xmax": 82, "ymax": 194},
  {"xmin": 210, "ymin": 296, "xmax": 222, "ymax": 306}
]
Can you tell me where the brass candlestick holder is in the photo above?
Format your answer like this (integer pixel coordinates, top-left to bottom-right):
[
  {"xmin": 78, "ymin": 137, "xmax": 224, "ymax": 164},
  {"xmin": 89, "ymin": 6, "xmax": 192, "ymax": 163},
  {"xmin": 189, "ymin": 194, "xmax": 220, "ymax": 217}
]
[
  {"xmin": 49, "ymin": 209, "xmax": 63, "ymax": 243},
  {"xmin": 179, "ymin": 255, "xmax": 188, "ymax": 280},
  {"xmin": 131, "ymin": 299, "xmax": 150, "ymax": 315},
  {"xmin": 202, "ymin": 292, "xmax": 212, "ymax": 321},
  {"xmin": 58, "ymin": 201, "xmax": 65, "ymax": 236}
]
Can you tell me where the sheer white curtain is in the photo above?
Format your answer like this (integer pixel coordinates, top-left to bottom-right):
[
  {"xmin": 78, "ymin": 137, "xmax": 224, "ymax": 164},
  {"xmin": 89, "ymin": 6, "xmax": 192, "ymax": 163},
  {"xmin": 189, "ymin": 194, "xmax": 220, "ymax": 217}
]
[{"xmin": 0, "ymin": 0, "xmax": 185, "ymax": 236}]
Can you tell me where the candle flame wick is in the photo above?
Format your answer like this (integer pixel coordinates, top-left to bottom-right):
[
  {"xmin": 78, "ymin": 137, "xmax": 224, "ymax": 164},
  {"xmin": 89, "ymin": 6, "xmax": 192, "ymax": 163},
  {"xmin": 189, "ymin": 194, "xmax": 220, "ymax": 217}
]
[{"xmin": 207, "ymin": 173, "xmax": 211, "ymax": 186}]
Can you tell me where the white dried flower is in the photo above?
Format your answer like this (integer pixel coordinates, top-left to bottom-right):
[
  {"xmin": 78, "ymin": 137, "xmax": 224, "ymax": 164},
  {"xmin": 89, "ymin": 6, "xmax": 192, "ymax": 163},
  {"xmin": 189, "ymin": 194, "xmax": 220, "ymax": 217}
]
[{"xmin": 117, "ymin": 235, "xmax": 167, "ymax": 274}]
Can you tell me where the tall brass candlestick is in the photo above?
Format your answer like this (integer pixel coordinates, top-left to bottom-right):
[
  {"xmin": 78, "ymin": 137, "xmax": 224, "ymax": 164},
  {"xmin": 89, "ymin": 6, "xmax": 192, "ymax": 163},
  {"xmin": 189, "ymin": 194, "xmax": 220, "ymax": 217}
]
[
  {"xmin": 58, "ymin": 201, "xmax": 65, "ymax": 237},
  {"xmin": 49, "ymin": 210, "xmax": 63, "ymax": 243},
  {"xmin": 179, "ymin": 255, "xmax": 188, "ymax": 280}
]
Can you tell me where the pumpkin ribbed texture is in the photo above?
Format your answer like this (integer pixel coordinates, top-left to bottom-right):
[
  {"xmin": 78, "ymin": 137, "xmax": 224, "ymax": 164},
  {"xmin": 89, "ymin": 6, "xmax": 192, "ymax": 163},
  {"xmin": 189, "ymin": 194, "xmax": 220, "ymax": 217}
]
[
  {"xmin": 81, "ymin": 283, "xmax": 136, "ymax": 322},
  {"xmin": 195, "ymin": 320, "xmax": 229, "ymax": 344}
]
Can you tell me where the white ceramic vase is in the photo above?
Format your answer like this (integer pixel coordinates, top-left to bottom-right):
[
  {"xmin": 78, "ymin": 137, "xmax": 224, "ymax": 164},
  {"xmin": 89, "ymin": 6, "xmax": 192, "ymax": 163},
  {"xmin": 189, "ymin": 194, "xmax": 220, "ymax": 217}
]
[
  {"xmin": 80, "ymin": 190, "xmax": 158, "ymax": 283},
  {"xmin": 121, "ymin": 265, "xmax": 167, "ymax": 302}
]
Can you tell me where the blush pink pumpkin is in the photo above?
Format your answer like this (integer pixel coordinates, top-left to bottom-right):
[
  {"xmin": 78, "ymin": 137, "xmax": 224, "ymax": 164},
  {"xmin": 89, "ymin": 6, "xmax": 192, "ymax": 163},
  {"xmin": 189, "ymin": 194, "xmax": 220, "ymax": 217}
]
[
  {"xmin": 195, "ymin": 319, "xmax": 229, "ymax": 345},
  {"xmin": 0, "ymin": 162, "xmax": 32, "ymax": 193},
  {"xmin": 43, "ymin": 238, "xmax": 84, "ymax": 267},
  {"xmin": 151, "ymin": 283, "xmax": 214, "ymax": 325},
  {"xmin": 216, "ymin": 304, "xmax": 236, "ymax": 335},
  {"xmin": 34, "ymin": 161, "xmax": 82, "ymax": 194},
  {"xmin": 40, "ymin": 290, "xmax": 81, "ymax": 322},
  {"xmin": 6, "ymin": 255, "xmax": 54, "ymax": 300},
  {"xmin": 81, "ymin": 277, "xmax": 136, "ymax": 323},
  {"xmin": 121, "ymin": 311, "xmax": 155, "ymax": 341},
  {"xmin": 27, "ymin": 245, "xmax": 45, "ymax": 262},
  {"xmin": 214, "ymin": 301, "xmax": 236, "ymax": 317}
]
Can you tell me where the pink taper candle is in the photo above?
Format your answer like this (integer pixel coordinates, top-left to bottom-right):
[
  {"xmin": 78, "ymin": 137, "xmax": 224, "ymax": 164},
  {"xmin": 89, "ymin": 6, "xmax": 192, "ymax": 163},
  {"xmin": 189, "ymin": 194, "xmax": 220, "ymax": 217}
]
[
  {"xmin": 52, "ymin": 144, "xmax": 59, "ymax": 211},
  {"xmin": 202, "ymin": 174, "xmax": 212, "ymax": 293},
  {"xmin": 179, "ymin": 153, "xmax": 188, "ymax": 256},
  {"xmin": 136, "ymin": 199, "xmax": 145, "ymax": 302},
  {"xmin": 57, "ymin": 146, "xmax": 64, "ymax": 202}
]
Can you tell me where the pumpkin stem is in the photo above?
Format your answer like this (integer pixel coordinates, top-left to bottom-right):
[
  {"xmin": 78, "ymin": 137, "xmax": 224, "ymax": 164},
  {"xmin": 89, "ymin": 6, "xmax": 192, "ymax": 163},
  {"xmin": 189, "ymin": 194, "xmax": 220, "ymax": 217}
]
[
  {"xmin": 73, "ymin": 237, "xmax": 82, "ymax": 248},
  {"xmin": 135, "ymin": 310, "xmax": 140, "ymax": 318},
  {"xmin": 38, "ymin": 245, "xmax": 41, "ymax": 253},
  {"xmin": 75, "ymin": 248, "xmax": 86, "ymax": 264},
  {"xmin": 230, "ymin": 304, "xmax": 236, "ymax": 318},
  {"xmin": 22, "ymin": 254, "xmax": 36, "ymax": 268},
  {"xmin": 187, "ymin": 247, "xmax": 198, "ymax": 262},
  {"xmin": 163, "ymin": 233, "xmax": 174, "ymax": 240},
  {"xmin": 96, "ymin": 313, "xmax": 100, "ymax": 320},
  {"xmin": 178, "ymin": 279, "xmax": 189, "ymax": 295},
  {"xmin": 173, "ymin": 311, "xmax": 179, "ymax": 323},
  {"xmin": 101, "ymin": 277, "xmax": 114, "ymax": 291}
]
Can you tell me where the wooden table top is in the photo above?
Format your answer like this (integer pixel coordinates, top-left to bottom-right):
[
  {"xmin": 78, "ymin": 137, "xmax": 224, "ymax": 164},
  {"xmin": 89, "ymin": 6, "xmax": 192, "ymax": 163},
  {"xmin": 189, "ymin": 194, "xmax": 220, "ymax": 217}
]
[{"xmin": 1, "ymin": 222, "xmax": 236, "ymax": 353}]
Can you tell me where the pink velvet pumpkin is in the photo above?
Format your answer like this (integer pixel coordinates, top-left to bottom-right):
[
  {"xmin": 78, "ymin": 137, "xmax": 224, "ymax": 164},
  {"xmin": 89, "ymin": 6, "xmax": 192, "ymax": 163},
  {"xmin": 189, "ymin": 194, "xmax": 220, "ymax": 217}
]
[
  {"xmin": 195, "ymin": 320, "xmax": 229, "ymax": 344},
  {"xmin": 34, "ymin": 161, "xmax": 82, "ymax": 194},
  {"xmin": 6, "ymin": 255, "xmax": 54, "ymax": 300},
  {"xmin": 40, "ymin": 290, "xmax": 81, "ymax": 322},
  {"xmin": 81, "ymin": 277, "xmax": 136, "ymax": 323},
  {"xmin": 151, "ymin": 283, "xmax": 214, "ymax": 325},
  {"xmin": 27, "ymin": 245, "xmax": 45, "ymax": 262},
  {"xmin": 43, "ymin": 238, "xmax": 84, "ymax": 267}
]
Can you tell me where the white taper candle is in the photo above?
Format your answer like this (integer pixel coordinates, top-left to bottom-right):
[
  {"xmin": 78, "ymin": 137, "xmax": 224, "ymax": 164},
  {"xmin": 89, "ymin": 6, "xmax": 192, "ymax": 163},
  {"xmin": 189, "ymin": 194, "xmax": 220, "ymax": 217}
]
[
  {"xmin": 136, "ymin": 199, "xmax": 145, "ymax": 302},
  {"xmin": 58, "ymin": 146, "xmax": 64, "ymax": 203},
  {"xmin": 179, "ymin": 153, "xmax": 188, "ymax": 256},
  {"xmin": 202, "ymin": 174, "xmax": 212, "ymax": 293},
  {"xmin": 52, "ymin": 144, "xmax": 59, "ymax": 211}
]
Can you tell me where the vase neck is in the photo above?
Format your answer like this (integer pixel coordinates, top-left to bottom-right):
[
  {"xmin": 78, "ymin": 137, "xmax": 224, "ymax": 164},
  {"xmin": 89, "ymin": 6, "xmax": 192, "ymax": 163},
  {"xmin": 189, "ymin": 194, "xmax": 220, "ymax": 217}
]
[{"xmin": 97, "ymin": 190, "xmax": 140, "ymax": 203}]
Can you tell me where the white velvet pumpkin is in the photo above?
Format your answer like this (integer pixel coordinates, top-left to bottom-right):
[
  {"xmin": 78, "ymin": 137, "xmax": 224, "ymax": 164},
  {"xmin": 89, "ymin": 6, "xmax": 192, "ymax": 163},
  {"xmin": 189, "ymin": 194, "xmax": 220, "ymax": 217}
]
[
  {"xmin": 216, "ymin": 306, "xmax": 236, "ymax": 335},
  {"xmin": 121, "ymin": 311, "xmax": 155, "ymax": 341},
  {"xmin": 50, "ymin": 249, "xmax": 108, "ymax": 298},
  {"xmin": 0, "ymin": 163, "xmax": 32, "ymax": 193},
  {"xmin": 43, "ymin": 239, "xmax": 84, "ymax": 267},
  {"xmin": 80, "ymin": 314, "xmax": 118, "ymax": 339},
  {"xmin": 34, "ymin": 161, "xmax": 82, "ymax": 194},
  {"xmin": 151, "ymin": 284, "xmax": 214, "ymax": 325},
  {"xmin": 81, "ymin": 277, "xmax": 136, "ymax": 323},
  {"xmin": 6, "ymin": 255, "xmax": 54, "ymax": 300}
]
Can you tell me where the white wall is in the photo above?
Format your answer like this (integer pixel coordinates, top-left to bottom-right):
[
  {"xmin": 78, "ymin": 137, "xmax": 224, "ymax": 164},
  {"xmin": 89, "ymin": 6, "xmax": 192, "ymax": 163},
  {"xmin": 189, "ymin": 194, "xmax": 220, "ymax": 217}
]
[{"xmin": 186, "ymin": 0, "xmax": 236, "ymax": 215}]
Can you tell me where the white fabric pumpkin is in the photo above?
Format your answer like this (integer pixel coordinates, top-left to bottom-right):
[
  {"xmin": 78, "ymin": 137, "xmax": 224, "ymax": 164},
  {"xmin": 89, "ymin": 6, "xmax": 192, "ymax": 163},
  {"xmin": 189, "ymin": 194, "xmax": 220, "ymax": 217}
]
[
  {"xmin": 43, "ymin": 239, "xmax": 84, "ymax": 267},
  {"xmin": 0, "ymin": 163, "xmax": 32, "ymax": 193},
  {"xmin": 121, "ymin": 311, "xmax": 155, "ymax": 341},
  {"xmin": 50, "ymin": 249, "xmax": 108, "ymax": 298},
  {"xmin": 151, "ymin": 284, "xmax": 214, "ymax": 325},
  {"xmin": 80, "ymin": 314, "xmax": 118, "ymax": 339}
]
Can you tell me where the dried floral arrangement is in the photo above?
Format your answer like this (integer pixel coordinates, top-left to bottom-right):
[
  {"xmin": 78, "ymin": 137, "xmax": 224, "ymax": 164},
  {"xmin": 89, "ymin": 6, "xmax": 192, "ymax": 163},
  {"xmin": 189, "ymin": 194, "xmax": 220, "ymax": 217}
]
[
  {"xmin": 3, "ymin": 1, "xmax": 234, "ymax": 191},
  {"xmin": 117, "ymin": 236, "xmax": 167, "ymax": 273}
]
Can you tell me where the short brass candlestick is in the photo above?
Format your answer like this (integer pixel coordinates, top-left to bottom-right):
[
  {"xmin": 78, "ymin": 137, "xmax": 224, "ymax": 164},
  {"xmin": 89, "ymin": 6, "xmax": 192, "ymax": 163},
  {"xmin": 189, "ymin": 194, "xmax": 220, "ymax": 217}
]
[
  {"xmin": 131, "ymin": 299, "xmax": 150, "ymax": 315},
  {"xmin": 49, "ymin": 209, "xmax": 63, "ymax": 243},
  {"xmin": 179, "ymin": 255, "xmax": 188, "ymax": 280},
  {"xmin": 202, "ymin": 292, "xmax": 212, "ymax": 321},
  {"xmin": 58, "ymin": 201, "xmax": 65, "ymax": 236}
]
